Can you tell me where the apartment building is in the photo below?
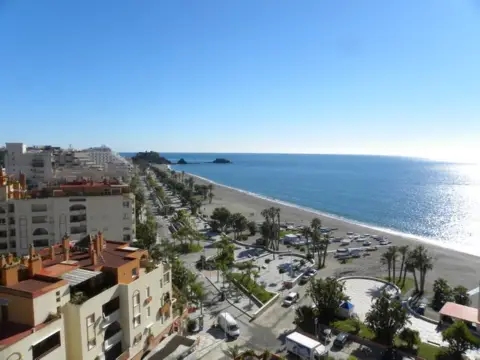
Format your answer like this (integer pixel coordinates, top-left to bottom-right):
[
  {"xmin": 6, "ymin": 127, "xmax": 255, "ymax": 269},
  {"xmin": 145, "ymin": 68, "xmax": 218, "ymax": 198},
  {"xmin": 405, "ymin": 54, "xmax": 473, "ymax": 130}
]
[
  {"xmin": 4, "ymin": 143, "xmax": 55, "ymax": 186},
  {"xmin": 0, "ymin": 234, "xmax": 176, "ymax": 360},
  {"xmin": 0, "ymin": 170, "xmax": 136, "ymax": 255}
]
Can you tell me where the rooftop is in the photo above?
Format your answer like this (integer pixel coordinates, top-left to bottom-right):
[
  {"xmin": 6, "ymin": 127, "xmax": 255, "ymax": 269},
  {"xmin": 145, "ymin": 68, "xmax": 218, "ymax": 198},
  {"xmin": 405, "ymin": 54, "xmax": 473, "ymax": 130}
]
[
  {"xmin": 439, "ymin": 302, "xmax": 480, "ymax": 325},
  {"xmin": 7, "ymin": 278, "xmax": 64, "ymax": 295}
]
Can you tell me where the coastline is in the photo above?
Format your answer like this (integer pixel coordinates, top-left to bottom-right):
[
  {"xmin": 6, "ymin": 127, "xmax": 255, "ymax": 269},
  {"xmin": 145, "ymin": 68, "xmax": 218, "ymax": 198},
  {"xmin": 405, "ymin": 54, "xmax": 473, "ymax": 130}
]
[{"xmin": 179, "ymin": 170, "xmax": 480, "ymax": 292}]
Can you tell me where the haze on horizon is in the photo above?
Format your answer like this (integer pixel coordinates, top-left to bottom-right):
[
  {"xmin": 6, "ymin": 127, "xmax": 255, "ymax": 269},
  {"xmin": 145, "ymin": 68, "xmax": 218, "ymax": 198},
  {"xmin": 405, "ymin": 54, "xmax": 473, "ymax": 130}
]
[{"xmin": 1, "ymin": 1, "xmax": 479, "ymax": 163}]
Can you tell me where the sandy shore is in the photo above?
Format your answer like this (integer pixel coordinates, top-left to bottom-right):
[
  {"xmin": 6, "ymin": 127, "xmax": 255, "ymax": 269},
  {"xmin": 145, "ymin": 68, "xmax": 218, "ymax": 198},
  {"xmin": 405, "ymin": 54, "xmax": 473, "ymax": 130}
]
[{"xmin": 186, "ymin": 173, "xmax": 480, "ymax": 294}]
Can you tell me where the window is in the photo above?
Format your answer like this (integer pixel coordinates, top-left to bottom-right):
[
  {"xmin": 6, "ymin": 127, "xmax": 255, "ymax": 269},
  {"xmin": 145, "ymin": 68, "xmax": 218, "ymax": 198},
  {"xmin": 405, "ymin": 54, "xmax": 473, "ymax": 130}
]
[
  {"xmin": 132, "ymin": 267, "xmax": 138, "ymax": 278},
  {"xmin": 132, "ymin": 291, "xmax": 140, "ymax": 327},
  {"xmin": 32, "ymin": 216, "xmax": 48, "ymax": 224},
  {"xmin": 33, "ymin": 239, "xmax": 49, "ymax": 248},
  {"xmin": 31, "ymin": 204, "xmax": 47, "ymax": 212},
  {"xmin": 0, "ymin": 242, "xmax": 7, "ymax": 250},
  {"xmin": 123, "ymin": 234, "xmax": 131, "ymax": 242},
  {"xmin": 123, "ymin": 201, "xmax": 130, "ymax": 208},
  {"xmin": 146, "ymin": 307, "xmax": 150, "ymax": 318},
  {"xmin": 9, "ymin": 229, "xmax": 15, "ymax": 237},
  {"xmin": 123, "ymin": 213, "xmax": 129, "ymax": 220},
  {"xmin": 86, "ymin": 314, "xmax": 96, "ymax": 350},
  {"xmin": 0, "ymin": 219, "xmax": 5, "ymax": 225},
  {"xmin": 146, "ymin": 287, "xmax": 150, "ymax": 298},
  {"xmin": 164, "ymin": 272, "xmax": 170, "ymax": 284},
  {"xmin": 32, "ymin": 331, "xmax": 61, "ymax": 359},
  {"xmin": 159, "ymin": 279, "xmax": 163, "ymax": 288}
]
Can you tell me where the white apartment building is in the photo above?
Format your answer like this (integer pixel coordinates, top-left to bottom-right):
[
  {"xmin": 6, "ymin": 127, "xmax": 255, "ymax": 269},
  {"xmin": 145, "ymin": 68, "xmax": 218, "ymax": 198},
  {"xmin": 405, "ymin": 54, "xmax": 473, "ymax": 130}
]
[
  {"xmin": 4, "ymin": 143, "xmax": 55, "ymax": 185},
  {"xmin": 0, "ymin": 172, "xmax": 136, "ymax": 255},
  {"xmin": 0, "ymin": 235, "xmax": 177, "ymax": 360}
]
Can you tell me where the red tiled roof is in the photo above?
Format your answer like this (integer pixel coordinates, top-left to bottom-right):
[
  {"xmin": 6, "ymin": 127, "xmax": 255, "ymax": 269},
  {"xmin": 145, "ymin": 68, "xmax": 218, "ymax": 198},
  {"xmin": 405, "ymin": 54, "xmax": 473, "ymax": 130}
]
[{"xmin": 439, "ymin": 302, "xmax": 480, "ymax": 324}]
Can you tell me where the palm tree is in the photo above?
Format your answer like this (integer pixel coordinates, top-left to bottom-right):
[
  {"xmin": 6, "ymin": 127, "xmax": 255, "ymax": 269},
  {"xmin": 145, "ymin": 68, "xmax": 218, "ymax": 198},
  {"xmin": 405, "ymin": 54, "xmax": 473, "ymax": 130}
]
[
  {"xmin": 405, "ymin": 253, "xmax": 418, "ymax": 292},
  {"xmin": 398, "ymin": 245, "xmax": 409, "ymax": 284},
  {"xmin": 207, "ymin": 183, "xmax": 214, "ymax": 197},
  {"xmin": 311, "ymin": 217, "xmax": 321, "ymax": 232},
  {"xmin": 412, "ymin": 245, "xmax": 433, "ymax": 294},
  {"xmin": 301, "ymin": 226, "xmax": 311, "ymax": 254},
  {"xmin": 225, "ymin": 344, "xmax": 242, "ymax": 359},
  {"xmin": 321, "ymin": 232, "xmax": 330, "ymax": 267},
  {"xmin": 311, "ymin": 227, "xmax": 322, "ymax": 268},
  {"xmin": 274, "ymin": 207, "xmax": 281, "ymax": 250},
  {"xmin": 389, "ymin": 246, "xmax": 398, "ymax": 282},
  {"xmin": 381, "ymin": 250, "xmax": 394, "ymax": 281}
]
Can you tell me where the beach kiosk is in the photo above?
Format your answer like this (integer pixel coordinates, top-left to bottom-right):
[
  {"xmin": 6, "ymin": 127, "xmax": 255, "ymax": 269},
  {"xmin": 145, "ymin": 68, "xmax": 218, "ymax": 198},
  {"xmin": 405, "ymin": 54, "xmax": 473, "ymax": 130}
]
[
  {"xmin": 439, "ymin": 302, "xmax": 480, "ymax": 331},
  {"xmin": 338, "ymin": 301, "xmax": 355, "ymax": 319}
]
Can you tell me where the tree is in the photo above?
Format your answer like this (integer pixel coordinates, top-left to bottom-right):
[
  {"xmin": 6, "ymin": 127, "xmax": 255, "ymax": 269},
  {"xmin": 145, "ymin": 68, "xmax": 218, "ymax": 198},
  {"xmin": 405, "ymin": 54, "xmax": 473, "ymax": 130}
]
[
  {"xmin": 307, "ymin": 277, "xmax": 349, "ymax": 323},
  {"xmin": 411, "ymin": 245, "xmax": 434, "ymax": 294},
  {"xmin": 380, "ymin": 250, "xmax": 394, "ymax": 282},
  {"xmin": 247, "ymin": 221, "xmax": 257, "ymax": 236},
  {"xmin": 211, "ymin": 207, "xmax": 231, "ymax": 232},
  {"xmin": 365, "ymin": 291, "xmax": 410, "ymax": 347},
  {"xmin": 398, "ymin": 245, "xmax": 409, "ymax": 285},
  {"xmin": 432, "ymin": 278, "xmax": 452, "ymax": 311},
  {"xmin": 225, "ymin": 344, "xmax": 242, "ymax": 359},
  {"xmin": 230, "ymin": 213, "xmax": 248, "ymax": 240},
  {"xmin": 208, "ymin": 191, "xmax": 214, "ymax": 204},
  {"xmin": 442, "ymin": 321, "xmax": 480, "ymax": 359},
  {"xmin": 452, "ymin": 285, "xmax": 470, "ymax": 306},
  {"xmin": 321, "ymin": 233, "xmax": 330, "ymax": 268},
  {"xmin": 136, "ymin": 214, "xmax": 157, "ymax": 250},
  {"xmin": 398, "ymin": 328, "xmax": 420, "ymax": 351},
  {"xmin": 301, "ymin": 226, "xmax": 311, "ymax": 255},
  {"xmin": 186, "ymin": 177, "xmax": 195, "ymax": 191},
  {"xmin": 389, "ymin": 246, "xmax": 398, "ymax": 282}
]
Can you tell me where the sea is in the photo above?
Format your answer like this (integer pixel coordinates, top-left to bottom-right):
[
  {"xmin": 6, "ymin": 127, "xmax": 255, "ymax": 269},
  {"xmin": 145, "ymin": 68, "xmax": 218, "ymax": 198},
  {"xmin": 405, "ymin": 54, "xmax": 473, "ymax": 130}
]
[{"xmin": 121, "ymin": 152, "xmax": 480, "ymax": 256}]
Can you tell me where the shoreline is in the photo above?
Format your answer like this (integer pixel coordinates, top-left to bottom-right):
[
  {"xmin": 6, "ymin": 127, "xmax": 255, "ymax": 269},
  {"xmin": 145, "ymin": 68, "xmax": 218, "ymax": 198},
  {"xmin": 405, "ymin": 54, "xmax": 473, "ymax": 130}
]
[
  {"xmin": 184, "ymin": 171, "xmax": 478, "ymax": 258},
  {"xmin": 169, "ymin": 168, "xmax": 480, "ymax": 293}
]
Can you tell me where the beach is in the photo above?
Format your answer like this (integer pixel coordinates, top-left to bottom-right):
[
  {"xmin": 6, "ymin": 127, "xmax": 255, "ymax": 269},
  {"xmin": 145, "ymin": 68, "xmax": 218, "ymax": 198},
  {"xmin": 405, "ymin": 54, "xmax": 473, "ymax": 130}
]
[{"xmin": 188, "ymin": 172, "xmax": 480, "ymax": 294}]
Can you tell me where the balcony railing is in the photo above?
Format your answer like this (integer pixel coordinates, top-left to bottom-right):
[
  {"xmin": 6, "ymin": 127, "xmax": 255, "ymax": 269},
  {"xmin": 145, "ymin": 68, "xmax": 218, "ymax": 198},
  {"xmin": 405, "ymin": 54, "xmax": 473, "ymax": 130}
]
[
  {"xmin": 101, "ymin": 309, "xmax": 120, "ymax": 329},
  {"xmin": 104, "ymin": 330, "xmax": 123, "ymax": 351}
]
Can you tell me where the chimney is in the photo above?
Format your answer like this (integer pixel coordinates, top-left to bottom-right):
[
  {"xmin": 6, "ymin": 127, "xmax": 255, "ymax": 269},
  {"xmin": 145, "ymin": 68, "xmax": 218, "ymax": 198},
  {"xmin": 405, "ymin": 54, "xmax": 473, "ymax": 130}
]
[
  {"xmin": 50, "ymin": 246, "xmax": 56, "ymax": 261},
  {"xmin": 97, "ymin": 231, "xmax": 104, "ymax": 250},
  {"xmin": 94, "ymin": 235, "xmax": 101, "ymax": 256},
  {"xmin": 7, "ymin": 253, "xmax": 13, "ymax": 265},
  {"xmin": 62, "ymin": 235, "xmax": 70, "ymax": 261},
  {"xmin": 91, "ymin": 249, "xmax": 98, "ymax": 266},
  {"xmin": 0, "ymin": 257, "xmax": 19, "ymax": 286},
  {"xmin": 21, "ymin": 255, "xmax": 29, "ymax": 267},
  {"xmin": 28, "ymin": 250, "xmax": 42, "ymax": 278},
  {"xmin": 29, "ymin": 244, "xmax": 35, "ymax": 259}
]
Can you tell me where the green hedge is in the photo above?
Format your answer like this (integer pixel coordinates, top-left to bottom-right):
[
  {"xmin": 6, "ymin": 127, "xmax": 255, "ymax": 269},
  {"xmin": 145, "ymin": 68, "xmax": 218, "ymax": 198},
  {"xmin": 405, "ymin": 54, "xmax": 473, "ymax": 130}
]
[{"xmin": 230, "ymin": 272, "xmax": 274, "ymax": 304}]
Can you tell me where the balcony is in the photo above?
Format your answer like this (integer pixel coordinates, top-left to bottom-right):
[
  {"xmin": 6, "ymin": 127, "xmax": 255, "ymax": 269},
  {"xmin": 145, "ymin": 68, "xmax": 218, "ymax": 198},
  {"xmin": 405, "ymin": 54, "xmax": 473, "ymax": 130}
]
[
  {"xmin": 69, "ymin": 209, "xmax": 86, "ymax": 216},
  {"xmin": 101, "ymin": 309, "xmax": 120, "ymax": 329},
  {"xmin": 103, "ymin": 329, "xmax": 123, "ymax": 351}
]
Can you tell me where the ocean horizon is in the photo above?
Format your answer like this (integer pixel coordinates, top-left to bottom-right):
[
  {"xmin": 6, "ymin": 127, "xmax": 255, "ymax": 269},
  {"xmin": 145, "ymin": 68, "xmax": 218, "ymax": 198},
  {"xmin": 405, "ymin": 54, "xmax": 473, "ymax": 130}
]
[{"xmin": 121, "ymin": 152, "xmax": 480, "ymax": 255}]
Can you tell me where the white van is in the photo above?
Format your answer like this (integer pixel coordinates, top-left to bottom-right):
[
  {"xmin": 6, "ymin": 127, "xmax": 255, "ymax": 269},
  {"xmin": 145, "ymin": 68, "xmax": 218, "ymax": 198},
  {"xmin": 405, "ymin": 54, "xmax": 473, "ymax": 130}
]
[{"xmin": 217, "ymin": 312, "xmax": 240, "ymax": 338}]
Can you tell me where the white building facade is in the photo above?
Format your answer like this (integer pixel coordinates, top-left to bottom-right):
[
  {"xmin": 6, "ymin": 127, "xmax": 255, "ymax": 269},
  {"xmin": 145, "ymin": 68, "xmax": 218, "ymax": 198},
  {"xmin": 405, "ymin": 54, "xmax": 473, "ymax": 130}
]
[{"xmin": 0, "ymin": 190, "xmax": 135, "ymax": 255}]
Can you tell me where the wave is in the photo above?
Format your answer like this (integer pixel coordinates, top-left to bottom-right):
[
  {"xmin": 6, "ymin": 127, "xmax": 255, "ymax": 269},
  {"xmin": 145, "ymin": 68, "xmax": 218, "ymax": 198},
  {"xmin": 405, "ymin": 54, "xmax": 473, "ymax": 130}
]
[{"xmin": 181, "ymin": 171, "xmax": 479, "ymax": 257}]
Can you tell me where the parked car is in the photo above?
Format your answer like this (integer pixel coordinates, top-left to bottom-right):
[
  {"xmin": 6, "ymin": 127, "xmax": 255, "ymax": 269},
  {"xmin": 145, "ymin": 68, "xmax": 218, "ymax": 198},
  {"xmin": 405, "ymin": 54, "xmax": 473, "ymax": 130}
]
[
  {"xmin": 350, "ymin": 250, "xmax": 361, "ymax": 258},
  {"xmin": 283, "ymin": 292, "xmax": 299, "ymax": 306},
  {"xmin": 363, "ymin": 241, "xmax": 372, "ymax": 246},
  {"xmin": 333, "ymin": 332, "xmax": 348, "ymax": 348}
]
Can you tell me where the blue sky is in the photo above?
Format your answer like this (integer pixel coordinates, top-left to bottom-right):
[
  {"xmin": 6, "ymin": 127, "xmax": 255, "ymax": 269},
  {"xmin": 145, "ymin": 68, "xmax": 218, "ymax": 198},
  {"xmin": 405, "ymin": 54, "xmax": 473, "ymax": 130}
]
[{"xmin": 1, "ymin": 0, "xmax": 479, "ymax": 161}]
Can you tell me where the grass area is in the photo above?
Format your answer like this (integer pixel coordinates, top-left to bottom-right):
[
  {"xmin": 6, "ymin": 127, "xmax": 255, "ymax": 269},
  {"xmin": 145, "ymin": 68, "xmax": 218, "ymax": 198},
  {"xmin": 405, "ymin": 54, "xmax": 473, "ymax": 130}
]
[
  {"xmin": 333, "ymin": 319, "xmax": 444, "ymax": 360},
  {"xmin": 416, "ymin": 342, "xmax": 445, "ymax": 360},
  {"xmin": 279, "ymin": 230, "xmax": 298, "ymax": 238},
  {"xmin": 382, "ymin": 276, "xmax": 415, "ymax": 294},
  {"xmin": 331, "ymin": 319, "xmax": 375, "ymax": 340},
  {"xmin": 230, "ymin": 272, "xmax": 274, "ymax": 303},
  {"xmin": 174, "ymin": 243, "xmax": 203, "ymax": 254}
]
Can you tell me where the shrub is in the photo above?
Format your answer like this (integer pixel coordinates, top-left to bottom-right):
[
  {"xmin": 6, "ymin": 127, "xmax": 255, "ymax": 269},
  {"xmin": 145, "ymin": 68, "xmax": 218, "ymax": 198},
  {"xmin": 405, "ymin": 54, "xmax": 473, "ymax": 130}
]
[
  {"xmin": 186, "ymin": 318, "xmax": 197, "ymax": 332},
  {"xmin": 279, "ymin": 268, "xmax": 286, "ymax": 274},
  {"xmin": 286, "ymin": 245, "xmax": 291, "ymax": 248},
  {"xmin": 265, "ymin": 258, "xmax": 271, "ymax": 264},
  {"xmin": 299, "ymin": 247, "xmax": 305, "ymax": 252}
]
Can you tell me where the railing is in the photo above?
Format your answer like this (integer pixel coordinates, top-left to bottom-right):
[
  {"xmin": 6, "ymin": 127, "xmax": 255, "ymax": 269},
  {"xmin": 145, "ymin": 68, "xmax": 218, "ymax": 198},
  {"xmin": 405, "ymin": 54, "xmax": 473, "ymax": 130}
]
[
  {"xmin": 104, "ymin": 330, "xmax": 123, "ymax": 351},
  {"xmin": 101, "ymin": 309, "xmax": 120, "ymax": 328}
]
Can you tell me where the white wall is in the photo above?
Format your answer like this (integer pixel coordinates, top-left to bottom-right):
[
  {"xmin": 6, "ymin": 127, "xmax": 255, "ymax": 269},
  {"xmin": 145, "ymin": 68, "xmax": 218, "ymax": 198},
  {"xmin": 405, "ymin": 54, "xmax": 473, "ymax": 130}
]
[
  {"xmin": 65, "ymin": 285, "xmax": 121, "ymax": 360},
  {"xmin": 0, "ymin": 315, "xmax": 66, "ymax": 360},
  {"xmin": 33, "ymin": 283, "xmax": 70, "ymax": 326},
  {"xmin": 0, "ymin": 193, "xmax": 135, "ymax": 254},
  {"xmin": 119, "ymin": 263, "xmax": 173, "ymax": 357}
]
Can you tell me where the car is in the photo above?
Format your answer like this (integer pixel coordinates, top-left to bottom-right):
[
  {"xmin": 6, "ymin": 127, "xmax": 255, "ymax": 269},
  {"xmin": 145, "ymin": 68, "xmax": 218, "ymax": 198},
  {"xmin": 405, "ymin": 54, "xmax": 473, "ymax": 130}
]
[
  {"xmin": 283, "ymin": 292, "xmax": 299, "ymax": 306},
  {"xmin": 299, "ymin": 275, "xmax": 311, "ymax": 285},
  {"xmin": 335, "ymin": 248, "xmax": 349, "ymax": 256},
  {"xmin": 380, "ymin": 240, "xmax": 390, "ymax": 245},
  {"xmin": 333, "ymin": 332, "xmax": 348, "ymax": 348},
  {"xmin": 306, "ymin": 268, "xmax": 317, "ymax": 276},
  {"xmin": 350, "ymin": 250, "xmax": 361, "ymax": 258},
  {"xmin": 363, "ymin": 241, "xmax": 372, "ymax": 246}
]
